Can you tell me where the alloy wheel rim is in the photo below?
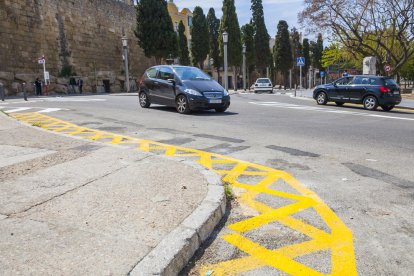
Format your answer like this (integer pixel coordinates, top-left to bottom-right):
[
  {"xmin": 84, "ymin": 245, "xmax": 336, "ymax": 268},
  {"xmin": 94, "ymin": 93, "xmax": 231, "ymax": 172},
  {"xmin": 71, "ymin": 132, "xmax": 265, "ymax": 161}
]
[
  {"xmin": 365, "ymin": 97, "xmax": 375, "ymax": 109},
  {"xmin": 317, "ymin": 93, "xmax": 325, "ymax": 104},
  {"xmin": 177, "ymin": 97, "xmax": 186, "ymax": 113},
  {"xmin": 140, "ymin": 94, "xmax": 147, "ymax": 106}
]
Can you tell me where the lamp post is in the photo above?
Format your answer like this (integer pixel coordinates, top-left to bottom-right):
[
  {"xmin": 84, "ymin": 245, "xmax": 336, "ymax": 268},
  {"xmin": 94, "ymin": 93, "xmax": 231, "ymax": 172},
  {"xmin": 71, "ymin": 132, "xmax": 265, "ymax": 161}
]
[
  {"xmin": 242, "ymin": 44, "xmax": 246, "ymax": 91},
  {"xmin": 122, "ymin": 36, "xmax": 130, "ymax": 93},
  {"xmin": 223, "ymin": 31, "xmax": 228, "ymax": 91}
]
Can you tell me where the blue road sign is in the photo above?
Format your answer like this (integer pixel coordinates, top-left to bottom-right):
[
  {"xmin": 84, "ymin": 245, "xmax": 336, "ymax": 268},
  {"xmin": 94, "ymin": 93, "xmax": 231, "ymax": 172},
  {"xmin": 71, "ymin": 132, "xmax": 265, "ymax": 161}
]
[
  {"xmin": 320, "ymin": 71, "xmax": 325, "ymax": 77},
  {"xmin": 296, "ymin": 57, "xmax": 305, "ymax": 66}
]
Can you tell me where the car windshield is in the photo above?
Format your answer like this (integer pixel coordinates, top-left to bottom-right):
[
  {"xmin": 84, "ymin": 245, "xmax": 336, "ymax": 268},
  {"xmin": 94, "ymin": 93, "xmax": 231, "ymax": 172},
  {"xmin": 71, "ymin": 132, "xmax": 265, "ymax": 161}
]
[
  {"xmin": 257, "ymin": 79, "xmax": 270, "ymax": 83},
  {"xmin": 174, "ymin": 67, "xmax": 211, "ymax": 81},
  {"xmin": 385, "ymin": 79, "xmax": 398, "ymax": 86}
]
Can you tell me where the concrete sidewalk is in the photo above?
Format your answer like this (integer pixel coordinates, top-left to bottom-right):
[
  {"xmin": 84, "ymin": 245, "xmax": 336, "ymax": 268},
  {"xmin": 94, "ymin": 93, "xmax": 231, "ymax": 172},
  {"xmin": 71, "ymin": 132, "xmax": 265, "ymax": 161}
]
[{"xmin": 0, "ymin": 113, "xmax": 225, "ymax": 275}]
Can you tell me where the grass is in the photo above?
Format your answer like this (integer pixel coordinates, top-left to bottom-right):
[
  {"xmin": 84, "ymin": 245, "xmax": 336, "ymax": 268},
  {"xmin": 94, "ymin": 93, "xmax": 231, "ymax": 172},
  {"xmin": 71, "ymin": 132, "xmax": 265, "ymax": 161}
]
[
  {"xmin": 222, "ymin": 179, "xmax": 235, "ymax": 201},
  {"xmin": 32, "ymin": 122, "xmax": 43, "ymax": 128}
]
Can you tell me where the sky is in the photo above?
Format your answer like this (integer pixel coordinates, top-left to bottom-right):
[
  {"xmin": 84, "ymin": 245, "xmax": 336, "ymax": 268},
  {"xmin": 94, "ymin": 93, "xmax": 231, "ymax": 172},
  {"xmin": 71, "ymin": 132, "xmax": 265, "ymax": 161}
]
[{"xmin": 173, "ymin": 0, "xmax": 305, "ymax": 38}]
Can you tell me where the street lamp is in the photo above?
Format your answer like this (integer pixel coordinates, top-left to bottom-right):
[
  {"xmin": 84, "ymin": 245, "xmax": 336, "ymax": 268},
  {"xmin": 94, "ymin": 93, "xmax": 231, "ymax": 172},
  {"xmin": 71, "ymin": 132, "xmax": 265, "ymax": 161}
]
[
  {"xmin": 122, "ymin": 36, "xmax": 130, "ymax": 93},
  {"xmin": 223, "ymin": 31, "xmax": 228, "ymax": 91},
  {"xmin": 242, "ymin": 44, "xmax": 246, "ymax": 91}
]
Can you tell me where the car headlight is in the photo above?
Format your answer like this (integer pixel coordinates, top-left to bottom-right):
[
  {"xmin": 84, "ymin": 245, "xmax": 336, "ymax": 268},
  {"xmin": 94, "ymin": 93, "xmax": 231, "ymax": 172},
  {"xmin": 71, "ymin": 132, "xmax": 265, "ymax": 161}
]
[
  {"xmin": 223, "ymin": 90, "xmax": 229, "ymax": 96},
  {"xmin": 184, "ymin": 89, "xmax": 202, "ymax": 96}
]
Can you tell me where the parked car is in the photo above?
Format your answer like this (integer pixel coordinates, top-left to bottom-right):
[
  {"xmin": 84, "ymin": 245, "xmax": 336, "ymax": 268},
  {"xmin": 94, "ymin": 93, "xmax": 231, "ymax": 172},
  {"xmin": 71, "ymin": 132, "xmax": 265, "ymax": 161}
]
[
  {"xmin": 254, "ymin": 78, "xmax": 273, "ymax": 93},
  {"xmin": 313, "ymin": 75, "xmax": 401, "ymax": 111},
  {"xmin": 138, "ymin": 66, "xmax": 230, "ymax": 114}
]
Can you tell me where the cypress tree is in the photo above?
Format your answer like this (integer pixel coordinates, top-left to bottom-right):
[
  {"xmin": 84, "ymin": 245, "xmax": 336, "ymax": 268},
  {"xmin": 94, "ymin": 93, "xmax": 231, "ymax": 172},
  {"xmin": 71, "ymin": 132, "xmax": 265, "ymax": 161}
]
[
  {"xmin": 251, "ymin": 0, "xmax": 271, "ymax": 75},
  {"xmin": 220, "ymin": 0, "xmax": 242, "ymax": 89},
  {"xmin": 191, "ymin": 7, "xmax": 209, "ymax": 69},
  {"xmin": 178, "ymin": 21, "xmax": 190, "ymax": 65},
  {"xmin": 303, "ymin": 38, "xmax": 310, "ymax": 75},
  {"xmin": 241, "ymin": 23, "xmax": 256, "ymax": 85},
  {"xmin": 290, "ymin": 27, "xmax": 303, "ymax": 86},
  {"xmin": 135, "ymin": 0, "xmax": 177, "ymax": 64},
  {"xmin": 311, "ymin": 33, "xmax": 324, "ymax": 70},
  {"xmin": 207, "ymin": 8, "xmax": 221, "ymax": 74},
  {"xmin": 273, "ymin": 20, "xmax": 292, "ymax": 89}
]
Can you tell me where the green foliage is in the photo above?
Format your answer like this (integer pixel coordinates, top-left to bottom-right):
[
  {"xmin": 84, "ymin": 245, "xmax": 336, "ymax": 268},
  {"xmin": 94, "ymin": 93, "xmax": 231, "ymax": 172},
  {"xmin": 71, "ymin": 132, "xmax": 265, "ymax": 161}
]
[
  {"xmin": 59, "ymin": 64, "xmax": 75, "ymax": 77},
  {"xmin": 207, "ymin": 8, "xmax": 221, "ymax": 70},
  {"xmin": 177, "ymin": 21, "xmax": 190, "ymax": 65},
  {"xmin": 241, "ymin": 23, "xmax": 256, "ymax": 76},
  {"xmin": 251, "ymin": 0, "xmax": 271, "ymax": 73},
  {"xmin": 311, "ymin": 33, "xmax": 324, "ymax": 70},
  {"xmin": 191, "ymin": 6, "xmax": 209, "ymax": 68},
  {"xmin": 321, "ymin": 43, "xmax": 362, "ymax": 70},
  {"xmin": 135, "ymin": 0, "xmax": 177, "ymax": 64},
  {"xmin": 273, "ymin": 20, "xmax": 292, "ymax": 75},
  {"xmin": 302, "ymin": 38, "xmax": 310, "ymax": 73},
  {"xmin": 400, "ymin": 54, "xmax": 414, "ymax": 81},
  {"xmin": 220, "ymin": 0, "xmax": 242, "ymax": 67}
]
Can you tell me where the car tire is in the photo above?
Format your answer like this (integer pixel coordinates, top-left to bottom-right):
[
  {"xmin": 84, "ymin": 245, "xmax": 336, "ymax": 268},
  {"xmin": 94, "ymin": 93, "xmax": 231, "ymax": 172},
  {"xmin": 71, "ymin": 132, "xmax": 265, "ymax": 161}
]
[
  {"xmin": 316, "ymin": 91, "xmax": 328, "ymax": 105},
  {"xmin": 380, "ymin": 105, "xmax": 394, "ymax": 111},
  {"xmin": 139, "ymin": 92, "xmax": 151, "ymax": 108},
  {"xmin": 176, "ymin": 95, "xmax": 191, "ymax": 114},
  {"xmin": 335, "ymin": 102, "xmax": 344, "ymax": 106},
  {"xmin": 363, "ymin": 96, "xmax": 378, "ymax": 110}
]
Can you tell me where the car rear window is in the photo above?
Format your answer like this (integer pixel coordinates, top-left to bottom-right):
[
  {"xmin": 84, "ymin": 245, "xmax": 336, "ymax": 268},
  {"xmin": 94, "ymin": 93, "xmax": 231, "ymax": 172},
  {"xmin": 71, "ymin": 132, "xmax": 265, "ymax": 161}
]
[
  {"xmin": 257, "ymin": 79, "xmax": 270, "ymax": 83},
  {"xmin": 385, "ymin": 79, "xmax": 398, "ymax": 86}
]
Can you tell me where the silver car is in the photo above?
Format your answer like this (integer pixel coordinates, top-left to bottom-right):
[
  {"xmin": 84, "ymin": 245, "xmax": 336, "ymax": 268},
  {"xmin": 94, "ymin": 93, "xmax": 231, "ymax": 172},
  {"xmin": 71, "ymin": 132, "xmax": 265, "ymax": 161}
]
[{"xmin": 254, "ymin": 78, "xmax": 273, "ymax": 93}]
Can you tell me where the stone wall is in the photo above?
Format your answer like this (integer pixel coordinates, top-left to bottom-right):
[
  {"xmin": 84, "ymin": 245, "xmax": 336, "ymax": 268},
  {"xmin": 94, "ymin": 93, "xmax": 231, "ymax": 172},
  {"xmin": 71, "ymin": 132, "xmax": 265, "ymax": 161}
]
[{"xmin": 0, "ymin": 0, "xmax": 154, "ymax": 95}]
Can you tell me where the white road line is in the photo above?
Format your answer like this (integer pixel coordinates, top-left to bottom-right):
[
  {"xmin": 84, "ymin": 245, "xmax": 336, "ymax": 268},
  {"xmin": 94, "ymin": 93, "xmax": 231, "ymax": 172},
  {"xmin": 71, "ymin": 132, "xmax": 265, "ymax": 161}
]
[
  {"xmin": 249, "ymin": 102, "xmax": 414, "ymax": 121},
  {"xmin": 4, "ymin": 107, "xmax": 33, "ymax": 113},
  {"xmin": 38, "ymin": 108, "xmax": 63, "ymax": 113}
]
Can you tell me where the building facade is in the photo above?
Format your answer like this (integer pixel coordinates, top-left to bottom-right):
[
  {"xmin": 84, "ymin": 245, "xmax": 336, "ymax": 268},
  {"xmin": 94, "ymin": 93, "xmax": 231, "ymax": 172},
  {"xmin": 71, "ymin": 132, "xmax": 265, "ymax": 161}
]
[{"xmin": 167, "ymin": 0, "xmax": 193, "ymax": 47}]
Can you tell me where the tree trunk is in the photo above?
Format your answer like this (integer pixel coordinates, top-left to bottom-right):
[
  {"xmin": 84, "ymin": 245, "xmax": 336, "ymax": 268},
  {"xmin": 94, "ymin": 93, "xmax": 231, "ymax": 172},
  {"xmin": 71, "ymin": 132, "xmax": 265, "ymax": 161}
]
[
  {"xmin": 233, "ymin": 66, "xmax": 237, "ymax": 91},
  {"xmin": 155, "ymin": 57, "xmax": 162, "ymax": 65}
]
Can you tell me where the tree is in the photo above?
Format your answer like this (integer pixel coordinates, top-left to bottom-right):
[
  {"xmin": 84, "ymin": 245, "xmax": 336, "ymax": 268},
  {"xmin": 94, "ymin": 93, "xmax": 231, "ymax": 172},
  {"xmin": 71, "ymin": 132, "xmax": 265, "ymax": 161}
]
[
  {"xmin": 251, "ymin": 0, "xmax": 271, "ymax": 74},
  {"xmin": 220, "ymin": 0, "xmax": 242, "ymax": 89},
  {"xmin": 177, "ymin": 21, "xmax": 190, "ymax": 65},
  {"xmin": 303, "ymin": 38, "xmax": 310, "ymax": 75},
  {"xmin": 241, "ymin": 22, "xmax": 256, "ymax": 85},
  {"xmin": 207, "ymin": 8, "xmax": 221, "ymax": 76},
  {"xmin": 299, "ymin": 0, "xmax": 414, "ymax": 76},
  {"xmin": 273, "ymin": 20, "xmax": 292, "ymax": 89},
  {"xmin": 310, "ymin": 33, "xmax": 323, "ymax": 70},
  {"xmin": 135, "ymin": 0, "xmax": 177, "ymax": 64},
  {"xmin": 290, "ymin": 27, "xmax": 303, "ymax": 86},
  {"xmin": 191, "ymin": 6, "xmax": 209, "ymax": 69}
]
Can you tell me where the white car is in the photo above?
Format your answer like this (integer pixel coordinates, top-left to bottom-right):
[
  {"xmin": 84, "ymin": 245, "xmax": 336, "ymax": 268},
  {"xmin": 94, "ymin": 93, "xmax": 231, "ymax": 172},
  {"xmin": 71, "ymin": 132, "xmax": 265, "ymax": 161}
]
[{"xmin": 254, "ymin": 78, "xmax": 273, "ymax": 93}]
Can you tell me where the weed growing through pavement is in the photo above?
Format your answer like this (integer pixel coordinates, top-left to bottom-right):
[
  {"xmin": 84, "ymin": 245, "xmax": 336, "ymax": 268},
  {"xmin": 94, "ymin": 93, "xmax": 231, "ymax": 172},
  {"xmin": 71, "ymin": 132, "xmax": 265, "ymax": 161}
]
[
  {"xmin": 32, "ymin": 122, "xmax": 43, "ymax": 128},
  {"xmin": 222, "ymin": 179, "xmax": 235, "ymax": 201}
]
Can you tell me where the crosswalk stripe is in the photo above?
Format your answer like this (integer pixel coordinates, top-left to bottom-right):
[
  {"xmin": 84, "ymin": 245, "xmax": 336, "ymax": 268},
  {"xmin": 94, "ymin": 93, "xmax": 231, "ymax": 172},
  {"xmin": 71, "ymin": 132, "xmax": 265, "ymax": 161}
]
[
  {"xmin": 38, "ymin": 108, "xmax": 62, "ymax": 113},
  {"xmin": 250, "ymin": 102, "xmax": 414, "ymax": 121},
  {"xmin": 4, "ymin": 107, "xmax": 32, "ymax": 113}
]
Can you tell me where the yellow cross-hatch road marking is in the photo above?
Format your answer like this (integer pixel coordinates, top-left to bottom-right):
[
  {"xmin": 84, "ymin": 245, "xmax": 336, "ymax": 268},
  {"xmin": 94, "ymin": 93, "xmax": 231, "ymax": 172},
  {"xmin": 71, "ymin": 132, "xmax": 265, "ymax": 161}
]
[{"xmin": 11, "ymin": 112, "xmax": 357, "ymax": 275}]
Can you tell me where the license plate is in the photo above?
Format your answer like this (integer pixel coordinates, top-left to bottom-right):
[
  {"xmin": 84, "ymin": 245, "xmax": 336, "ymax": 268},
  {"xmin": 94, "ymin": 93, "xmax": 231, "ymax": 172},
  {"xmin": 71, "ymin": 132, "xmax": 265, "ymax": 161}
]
[
  {"xmin": 209, "ymin": 99, "xmax": 222, "ymax": 104},
  {"xmin": 393, "ymin": 91, "xmax": 399, "ymax": 95}
]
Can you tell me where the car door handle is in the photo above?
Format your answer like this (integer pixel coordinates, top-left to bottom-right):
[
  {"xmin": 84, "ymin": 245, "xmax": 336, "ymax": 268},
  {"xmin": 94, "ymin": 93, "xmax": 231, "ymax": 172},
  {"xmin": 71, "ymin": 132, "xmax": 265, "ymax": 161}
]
[{"xmin": 153, "ymin": 81, "xmax": 159, "ymax": 85}]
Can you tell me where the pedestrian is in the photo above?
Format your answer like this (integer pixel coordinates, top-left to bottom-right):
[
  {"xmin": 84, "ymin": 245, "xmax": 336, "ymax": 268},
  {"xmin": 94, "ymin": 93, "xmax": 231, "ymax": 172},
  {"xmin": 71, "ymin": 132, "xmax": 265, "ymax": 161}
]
[
  {"xmin": 69, "ymin": 77, "xmax": 77, "ymax": 94},
  {"xmin": 77, "ymin": 78, "xmax": 83, "ymax": 94},
  {"xmin": 342, "ymin": 70, "xmax": 349, "ymax": 77},
  {"xmin": 35, "ymin": 78, "xmax": 42, "ymax": 96}
]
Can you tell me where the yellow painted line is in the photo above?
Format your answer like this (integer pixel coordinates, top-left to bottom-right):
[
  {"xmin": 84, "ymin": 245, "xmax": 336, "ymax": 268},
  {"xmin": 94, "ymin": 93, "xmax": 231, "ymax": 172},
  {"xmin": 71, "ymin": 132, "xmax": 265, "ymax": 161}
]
[{"xmin": 11, "ymin": 112, "xmax": 357, "ymax": 275}]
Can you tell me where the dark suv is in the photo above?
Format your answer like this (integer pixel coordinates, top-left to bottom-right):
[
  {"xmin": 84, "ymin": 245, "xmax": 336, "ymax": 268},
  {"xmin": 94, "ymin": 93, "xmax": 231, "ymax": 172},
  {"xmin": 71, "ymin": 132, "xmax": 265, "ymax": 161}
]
[
  {"xmin": 313, "ymin": 75, "xmax": 401, "ymax": 111},
  {"xmin": 138, "ymin": 65, "xmax": 230, "ymax": 114}
]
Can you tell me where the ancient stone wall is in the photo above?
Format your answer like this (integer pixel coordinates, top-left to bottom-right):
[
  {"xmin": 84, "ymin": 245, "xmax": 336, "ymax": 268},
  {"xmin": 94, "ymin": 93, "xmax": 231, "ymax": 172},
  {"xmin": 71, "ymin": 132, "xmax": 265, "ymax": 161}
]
[{"xmin": 0, "ymin": 0, "xmax": 154, "ymax": 95}]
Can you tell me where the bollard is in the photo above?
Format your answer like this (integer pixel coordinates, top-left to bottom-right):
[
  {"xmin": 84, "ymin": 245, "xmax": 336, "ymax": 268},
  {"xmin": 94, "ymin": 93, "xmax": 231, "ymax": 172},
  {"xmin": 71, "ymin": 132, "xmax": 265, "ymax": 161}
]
[
  {"xmin": 22, "ymin": 82, "xmax": 28, "ymax": 101},
  {"xmin": 0, "ymin": 82, "xmax": 4, "ymax": 101}
]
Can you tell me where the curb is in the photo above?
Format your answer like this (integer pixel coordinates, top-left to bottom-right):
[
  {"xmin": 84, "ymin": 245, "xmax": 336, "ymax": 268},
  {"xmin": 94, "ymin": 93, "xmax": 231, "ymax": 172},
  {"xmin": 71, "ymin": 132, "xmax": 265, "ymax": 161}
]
[
  {"xmin": 2, "ymin": 111, "xmax": 227, "ymax": 276},
  {"xmin": 130, "ymin": 162, "xmax": 226, "ymax": 276}
]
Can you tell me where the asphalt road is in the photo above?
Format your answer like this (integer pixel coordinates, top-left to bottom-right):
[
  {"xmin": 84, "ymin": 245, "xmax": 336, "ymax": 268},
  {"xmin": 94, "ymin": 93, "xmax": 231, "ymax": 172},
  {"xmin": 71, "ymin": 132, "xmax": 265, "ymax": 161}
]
[{"xmin": 1, "ymin": 93, "xmax": 413, "ymax": 275}]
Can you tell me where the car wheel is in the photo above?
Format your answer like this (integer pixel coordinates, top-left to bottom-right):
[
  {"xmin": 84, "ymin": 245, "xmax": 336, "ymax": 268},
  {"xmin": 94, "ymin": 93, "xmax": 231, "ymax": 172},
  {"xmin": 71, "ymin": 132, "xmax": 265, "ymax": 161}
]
[
  {"xmin": 363, "ymin": 96, "xmax": 378, "ymax": 110},
  {"xmin": 176, "ymin": 95, "xmax": 190, "ymax": 114},
  {"xmin": 380, "ymin": 105, "xmax": 394, "ymax": 111},
  {"xmin": 139, "ymin": 92, "xmax": 151, "ymax": 108},
  {"xmin": 316, "ymin": 91, "xmax": 328, "ymax": 105},
  {"xmin": 335, "ymin": 102, "xmax": 344, "ymax": 106}
]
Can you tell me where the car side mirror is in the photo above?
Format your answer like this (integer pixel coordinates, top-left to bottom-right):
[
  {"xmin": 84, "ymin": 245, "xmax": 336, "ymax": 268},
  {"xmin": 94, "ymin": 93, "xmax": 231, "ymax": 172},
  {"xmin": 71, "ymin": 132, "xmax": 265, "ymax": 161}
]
[{"xmin": 167, "ymin": 79, "xmax": 176, "ymax": 86}]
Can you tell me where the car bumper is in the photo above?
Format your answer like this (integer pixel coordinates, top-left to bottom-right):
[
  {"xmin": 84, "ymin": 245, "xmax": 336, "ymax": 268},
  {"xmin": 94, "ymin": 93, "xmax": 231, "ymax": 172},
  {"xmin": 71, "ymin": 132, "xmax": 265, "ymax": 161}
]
[
  {"xmin": 379, "ymin": 94, "xmax": 401, "ymax": 106},
  {"xmin": 187, "ymin": 95, "xmax": 231, "ymax": 110},
  {"xmin": 254, "ymin": 87, "xmax": 273, "ymax": 92}
]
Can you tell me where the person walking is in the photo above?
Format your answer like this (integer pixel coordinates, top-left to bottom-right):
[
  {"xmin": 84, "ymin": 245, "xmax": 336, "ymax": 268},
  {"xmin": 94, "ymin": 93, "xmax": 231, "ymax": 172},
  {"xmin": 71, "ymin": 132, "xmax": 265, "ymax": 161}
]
[
  {"xmin": 35, "ymin": 78, "xmax": 42, "ymax": 96},
  {"xmin": 69, "ymin": 77, "xmax": 77, "ymax": 94},
  {"xmin": 77, "ymin": 78, "xmax": 83, "ymax": 94}
]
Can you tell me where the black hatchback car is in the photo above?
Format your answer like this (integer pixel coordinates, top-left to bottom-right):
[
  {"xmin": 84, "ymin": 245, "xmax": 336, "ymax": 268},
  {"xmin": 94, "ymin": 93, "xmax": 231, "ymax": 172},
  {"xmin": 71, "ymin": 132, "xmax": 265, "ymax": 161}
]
[
  {"xmin": 313, "ymin": 75, "xmax": 401, "ymax": 111},
  {"xmin": 138, "ymin": 65, "xmax": 230, "ymax": 114}
]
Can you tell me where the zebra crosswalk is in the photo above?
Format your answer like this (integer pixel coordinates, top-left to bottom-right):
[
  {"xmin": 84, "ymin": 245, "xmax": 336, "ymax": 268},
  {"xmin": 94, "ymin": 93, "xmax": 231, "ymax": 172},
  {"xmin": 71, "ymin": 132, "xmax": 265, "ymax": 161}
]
[{"xmin": 249, "ymin": 101, "xmax": 414, "ymax": 121}]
